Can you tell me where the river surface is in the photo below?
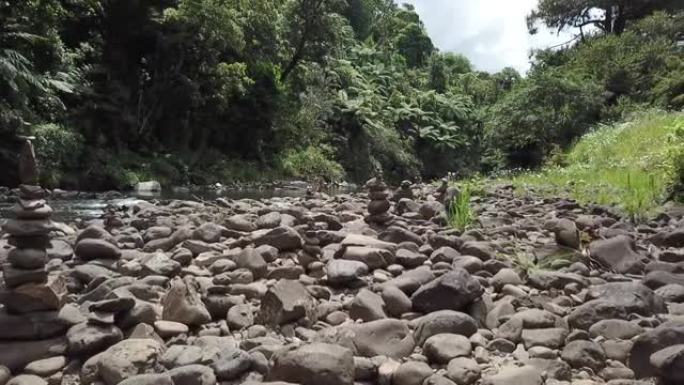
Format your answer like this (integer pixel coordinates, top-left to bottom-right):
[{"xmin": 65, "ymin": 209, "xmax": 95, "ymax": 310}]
[{"xmin": 0, "ymin": 185, "xmax": 357, "ymax": 223}]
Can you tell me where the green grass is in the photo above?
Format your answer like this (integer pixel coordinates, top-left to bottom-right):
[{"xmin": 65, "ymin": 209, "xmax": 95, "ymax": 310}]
[
  {"xmin": 501, "ymin": 111, "xmax": 684, "ymax": 221},
  {"xmin": 447, "ymin": 184, "xmax": 474, "ymax": 231}
]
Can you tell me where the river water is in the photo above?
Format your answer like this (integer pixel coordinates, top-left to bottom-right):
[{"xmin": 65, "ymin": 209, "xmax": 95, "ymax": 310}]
[{"xmin": 0, "ymin": 185, "xmax": 357, "ymax": 223}]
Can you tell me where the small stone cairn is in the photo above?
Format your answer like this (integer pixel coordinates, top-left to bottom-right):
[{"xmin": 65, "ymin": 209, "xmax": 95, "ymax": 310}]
[
  {"xmin": 364, "ymin": 176, "xmax": 392, "ymax": 224},
  {"xmin": 0, "ymin": 139, "xmax": 66, "ymax": 314},
  {"xmin": 391, "ymin": 180, "xmax": 414, "ymax": 202}
]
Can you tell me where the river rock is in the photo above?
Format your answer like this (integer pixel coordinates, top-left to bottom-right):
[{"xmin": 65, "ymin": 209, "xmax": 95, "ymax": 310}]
[
  {"xmin": 381, "ymin": 265, "xmax": 434, "ymax": 294},
  {"xmin": 381, "ymin": 285, "xmax": 412, "ymax": 317},
  {"xmin": 392, "ymin": 361, "xmax": 433, "ymax": 385},
  {"xmin": 235, "ymin": 247, "xmax": 268, "ymax": 279},
  {"xmin": 135, "ymin": 181, "xmax": 162, "ymax": 193},
  {"xmin": 75, "ymin": 239, "xmax": 121, "ymax": 260},
  {"xmin": 629, "ymin": 322, "xmax": 684, "ymax": 378},
  {"xmin": 589, "ymin": 319, "xmax": 644, "ymax": 340},
  {"xmin": 269, "ymin": 343, "xmax": 354, "ymax": 385},
  {"xmin": 47, "ymin": 239, "xmax": 73, "ymax": 260},
  {"xmin": 588, "ymin": 235, "xmax": 645, "ymax": 274},
  {"xmin": 256, "ymin": 211, "xmax": 282, "ymax": 229},
  {"xmin": 326, "ymin": 259, "xmax": 368, "ymax": 287},
  {"xmin": 97, "ymin": 338, "xmax": 165, "ymax": 385},
  {"xmin": 423, "ymin": 334, "xmax": 472, "ymax": 364},
  {"xmin": 167, "ymin": 365, "xmax": 216, "ymax": 385},
  {"xmin": 419, "ymin": 201, "xmax": 444, "ymax": 220},
  {"xmin": 481, "ymin": 365, "xmax": 542, "ymax": 385},
  {"xmin": 411, "ymin": 269, "xmax": 483, "ymax": 313},
  {"xmin": 650, "ymin": 344, "xmax": 684, "ymax": 382},
  {"xmin": 24, "ymin": 355, "xmax": 67, "ymax": 377},
  {"xmin": 227, "ymin": 304, "xmax": 254, "ymax": 330},
  {"xmin": 140, "ymin": 252, "xmax": 181, "ymax": 277},
  {"xmin": 6, "ymin": 375, "xmax": 46, "ymax": 385},
  {"xmin": 161, "ymin": 276, "xmax": 211, "ymax": 326},
  {"xmin": 349, "ymin": 289, "xmax": 386, "ymax": 321},
  {"xmin": 0, "ymin": 366, "xmax": 8, "ymax": 385},
  {"xmin": 0, "ymin": 337, "xmax": 66, "ymax": 372},
  {"xmin": 395, "ymin": 249, "xmax": 427, "ymax": 268},
  {"xmin": 253, "ymin": 226, "xmax": 303, "ymax": 251},
  {"xmin": 414, "ymin": 310, "xmax": 478, "ymax": 345},
  {"xmin": 341, "ymin": 246, "xmax": 393, "ymax": 270},
  {"xmin": 446, "ymin": 357, "xmax": 480, "ymax": 385},
  {"xmin": 346, "ymin": 319, "xmax": 415, "ymax": 359},
  {"xmin": 209, "ymin": 347, "xmax": 252, "ymax": 380},
  {"xmin": 521, "ymin": 328, "xmax": 567, "ymax": 349},
  {"xmin": 225, "ymin": 214, "xmax": 257, "ymax": 232},
  {"xmin": 551, "ymin": 218, "xmax": 580, "ymax": 249},
  {"xmin": 66, "ymin": 322, "xmax": 123, "ymax": 356},
  {"xmin": 258, "ymin": 279, "xmax": 315, "ymax": 326},
  {"xmin": 561, "ymin": 340, "xmax": 606, "ymax": 371},
  {"xmin": 568, "ymin": 282, "xmax": 665, "ymax": 329}
]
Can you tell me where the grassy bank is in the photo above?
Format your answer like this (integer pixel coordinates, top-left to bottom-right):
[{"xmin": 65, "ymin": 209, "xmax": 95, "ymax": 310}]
[{"xmin": 498, "ymin": 111, "xmax": 684, "ymax": 220}]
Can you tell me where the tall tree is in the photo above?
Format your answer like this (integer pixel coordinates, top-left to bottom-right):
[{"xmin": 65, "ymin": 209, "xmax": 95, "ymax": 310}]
[
  {"xmin": 280, "ymin": 0, "xmax": 348, "ymax": 82},
  {"xmin": 528, "ymin": 0, "xmax": 684, "ymax": 36}
]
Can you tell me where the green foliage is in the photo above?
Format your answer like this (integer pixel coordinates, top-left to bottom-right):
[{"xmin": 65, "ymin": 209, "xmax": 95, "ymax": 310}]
[
  {"xmin": 0, "ymin": 0, "xmax": 682, "ymax": 192},
  {"xmin": 528, "ymin": 0, "xmax": 683, "ymax": 35},
  {"xmin": 485, "ymin": 70, "xmax": 603, "ymax": 169},
  {"xmin": 281, "ymin": 145, "xmax": 345, "ymax": 182},
  {"xmin": 447, "ymin": 185, "xmax": 474, "ymax": 231},
  {"xmin": 32, "ymin": 123, "xmax": 83, "ymax": 187},
  {"xmin": 505, "ymin": 112, "xmax": 684, "ymax": 220}
]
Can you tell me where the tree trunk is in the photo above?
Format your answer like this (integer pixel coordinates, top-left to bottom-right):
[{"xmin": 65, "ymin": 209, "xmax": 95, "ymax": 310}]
[
  {"xmin": 603, "ymin": 6, "xmax": 613, "ymax": 34},
  {"xmin": 613, "ymin": 5, "xmax": 626, "ymax": 35}
]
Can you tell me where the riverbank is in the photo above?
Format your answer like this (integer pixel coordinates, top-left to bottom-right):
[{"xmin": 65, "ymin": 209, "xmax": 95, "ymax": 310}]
[
  {"xmin": 0, "ymin": 181, "xmax": 359, "ymax": 222},
  {"xmin": 1, "ymin": 179, "xmax": 684, "ymax": 384},
  {"xmin": 489, "ymin": 112, "xmax": 684, "ymax": 221}
]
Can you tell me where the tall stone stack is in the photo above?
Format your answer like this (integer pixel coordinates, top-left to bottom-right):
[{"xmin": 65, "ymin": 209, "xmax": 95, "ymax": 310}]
[
  {"xmin": 0, "ymin": 139, "xmax": 66, "ymax": 314},
  {"xmin": 365, "ymin": 177, "xmax": 392, "ymax": 225}
]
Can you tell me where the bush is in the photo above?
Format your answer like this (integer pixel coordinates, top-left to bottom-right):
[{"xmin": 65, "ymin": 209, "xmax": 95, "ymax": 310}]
[
  {"xmin": 32, "ymin": 124, "xmax": 84, "ymax": 188},
  {"xmin": 485, "ymin": 70, "xmax": 603, "ymax": 169},
  {"xmin": 281, "ymin": 145, "xmax": 344, "ymax": 182}
]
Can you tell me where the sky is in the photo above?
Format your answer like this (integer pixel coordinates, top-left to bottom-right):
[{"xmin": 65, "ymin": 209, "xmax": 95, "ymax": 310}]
[{"xmin": 398, "ymin": 0, "xmax": 576, "ymax": 74}]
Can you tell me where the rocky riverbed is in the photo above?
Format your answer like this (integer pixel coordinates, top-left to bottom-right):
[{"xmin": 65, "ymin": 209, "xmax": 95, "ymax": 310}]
[{"xmin": 1, "ymin": 180, "xmax": 684, "ymax": 385}]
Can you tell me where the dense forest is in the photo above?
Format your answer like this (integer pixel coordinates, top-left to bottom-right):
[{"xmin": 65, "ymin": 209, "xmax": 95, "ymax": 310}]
[{"xmin": 1, "ymin": 0, "xmax": 683, "ymax": 190}]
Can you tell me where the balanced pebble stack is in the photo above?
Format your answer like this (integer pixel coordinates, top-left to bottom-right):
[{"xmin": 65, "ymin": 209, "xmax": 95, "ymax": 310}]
[
  {"xmin": 0, "ymin": 139, "xmax": 65, "ymax": 314},
  {"xmin": 365, "ymin": 177, "xmax": 392, "ymax": 224}
]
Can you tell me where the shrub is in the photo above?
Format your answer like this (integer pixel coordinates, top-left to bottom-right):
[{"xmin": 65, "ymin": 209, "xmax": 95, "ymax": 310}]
[
  {"xmin": 281, "ymin": 145, "xmax": 344, "ymax": 182},
  {"xmin": 32, "ymin": 124, "xmax": 84, "ymax": 188}
]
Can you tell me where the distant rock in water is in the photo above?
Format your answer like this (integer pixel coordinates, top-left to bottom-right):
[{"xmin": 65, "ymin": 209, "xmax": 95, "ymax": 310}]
[{"xmin": 135, "ymin": 181, "xmax": 162, "ymax": 193}]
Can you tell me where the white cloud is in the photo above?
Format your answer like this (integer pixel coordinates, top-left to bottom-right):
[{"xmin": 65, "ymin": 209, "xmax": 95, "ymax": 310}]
[{"xmin": 398, "ymin": 0, "xmax": 576, "ymax": 73}]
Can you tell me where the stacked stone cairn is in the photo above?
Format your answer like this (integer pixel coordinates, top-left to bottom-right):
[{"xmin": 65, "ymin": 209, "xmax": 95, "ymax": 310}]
[
  {"xmin": 391, "ymin": 180, "xmax": 414, "ymax": 202},
  {"xmin": 364, "ymin": 177, "xmax": 392, "ymax": 224},
  {"xmin": 0, "ymin": 139, "xmax": 68, "ymax": 373},
  {"xmin": 301, "ymin": 229, "xmax": 324, "ymax": 278},
  {"xmin": 1, "ymin": 139, "xmax": 65, "ymax": 314}
]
